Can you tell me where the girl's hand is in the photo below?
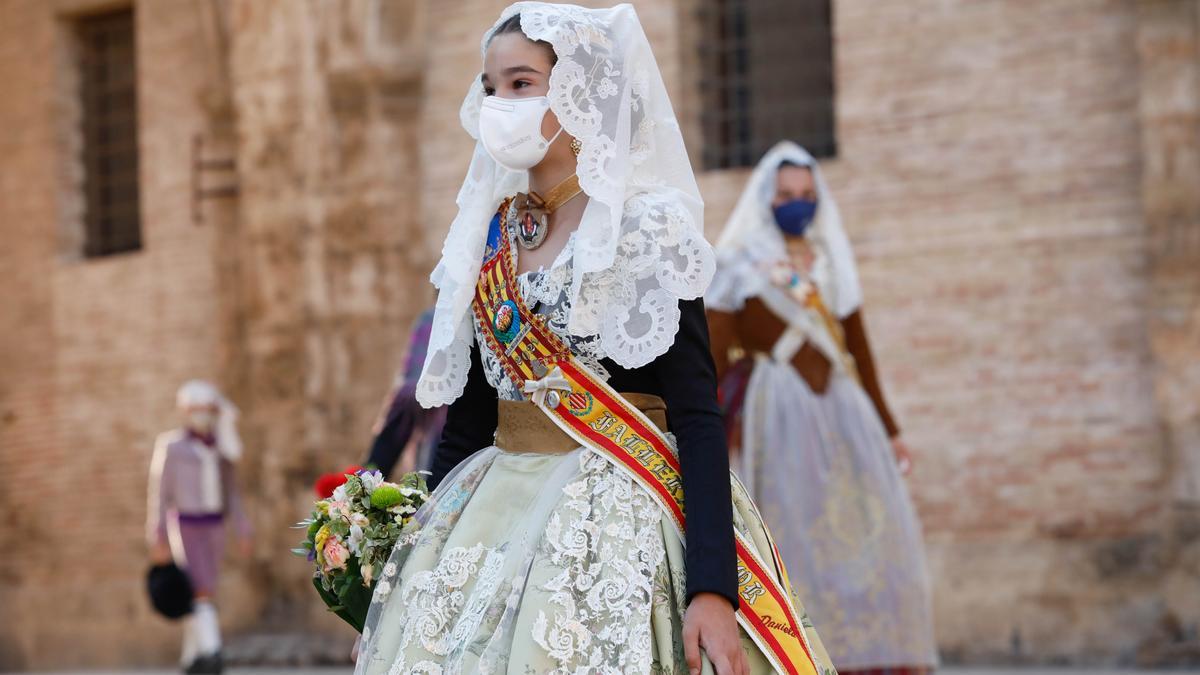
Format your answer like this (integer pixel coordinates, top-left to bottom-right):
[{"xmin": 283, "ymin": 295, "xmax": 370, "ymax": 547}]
[
  {"xmin": 683, "ymin": 592, "xmax": 749, "ymax": 675},
  {"xmin": 891, "ymin": 436, "xmax": 914, "ymax": 476}
]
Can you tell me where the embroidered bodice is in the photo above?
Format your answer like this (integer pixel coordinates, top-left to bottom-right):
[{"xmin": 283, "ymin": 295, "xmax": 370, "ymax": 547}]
[{"xmin": 474, "ymin": 210, "xmax": 611, "ymax": 401}]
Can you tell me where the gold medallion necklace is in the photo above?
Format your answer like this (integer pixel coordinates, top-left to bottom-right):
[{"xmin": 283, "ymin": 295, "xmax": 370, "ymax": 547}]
[{"xmin": 513, "ymin": 173, "xmax": 583, "ymax": 250}]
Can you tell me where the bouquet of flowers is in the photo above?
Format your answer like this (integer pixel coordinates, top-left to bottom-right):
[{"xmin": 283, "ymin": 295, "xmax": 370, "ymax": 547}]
[{"xmin": 294, "ymin": 467, "xmax": 429, "ymax": 632}]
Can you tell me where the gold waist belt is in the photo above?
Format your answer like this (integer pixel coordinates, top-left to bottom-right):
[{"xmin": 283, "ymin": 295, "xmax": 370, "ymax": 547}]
[{"xmin": 495, "ymin": 392, "xmax": 668, "ymax": 454}]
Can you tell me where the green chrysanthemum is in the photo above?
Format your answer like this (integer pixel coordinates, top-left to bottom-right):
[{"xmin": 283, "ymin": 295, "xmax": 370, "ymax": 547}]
[{"xmin": 370, "ymin": 485, "xmax": 404, "ymax": 509}]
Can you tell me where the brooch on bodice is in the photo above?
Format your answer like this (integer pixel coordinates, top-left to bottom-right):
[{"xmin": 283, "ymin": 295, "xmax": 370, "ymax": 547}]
[{"xmin": 767, "ymin": 259, "xmax": 815, "ymax": 303}]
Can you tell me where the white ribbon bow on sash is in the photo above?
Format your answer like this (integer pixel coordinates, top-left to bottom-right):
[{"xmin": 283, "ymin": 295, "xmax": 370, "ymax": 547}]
[{"xmin": 522, "ymin": 366, "xmax": 572, "ymax": 408}]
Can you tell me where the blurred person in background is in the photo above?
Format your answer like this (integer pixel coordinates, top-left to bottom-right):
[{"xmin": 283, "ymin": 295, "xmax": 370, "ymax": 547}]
[
  {"xmin": 707, "ymin": 141, "xmax": 937, "ymax": 675},
  {"xmin": 147, "ymin": 380, "xmax": 253, "ymax": 675},
  {"xmin": 362, "ymin": 308, "xmax": 446, "ymax": 478}
]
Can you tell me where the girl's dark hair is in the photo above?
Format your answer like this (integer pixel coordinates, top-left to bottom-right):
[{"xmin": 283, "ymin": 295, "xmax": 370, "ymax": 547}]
[
  {"xmin": 778, "ymin": 159, "xmax": 809, "ymax": 170},
  {"xmin": 490, "ymin": 14, "xmax": 557, "ymax": 65}
]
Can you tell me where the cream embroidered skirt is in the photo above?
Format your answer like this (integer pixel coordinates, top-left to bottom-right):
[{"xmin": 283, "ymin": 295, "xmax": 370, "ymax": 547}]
[
  {"xmin": 354, "ymin": 442, "xmax": 835, "ymax": 675},
  {"xmin": 741, "ymin": 357, "xmax": 937, "ymax": 670}
]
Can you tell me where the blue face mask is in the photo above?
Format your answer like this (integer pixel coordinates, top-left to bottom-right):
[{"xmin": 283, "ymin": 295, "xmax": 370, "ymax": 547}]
[{"xmin": 773, "ymin": 199, "xmax": 818, "ymax": 237}]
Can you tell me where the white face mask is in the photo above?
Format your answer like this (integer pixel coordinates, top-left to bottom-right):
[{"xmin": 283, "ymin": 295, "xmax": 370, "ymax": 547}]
[
  {"xmin": 478, "ymin": 95, "xmax": 564, "ymax": 171},
  {"xmin": 186, "ymin": 409, "xmax": 217, "ymax": 434}
]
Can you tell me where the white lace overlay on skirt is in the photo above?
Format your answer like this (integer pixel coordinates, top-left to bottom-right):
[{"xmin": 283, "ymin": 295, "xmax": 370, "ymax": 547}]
[
  {"xmin": 355, "ymin": 438, "xmax": 836, "ymax": 675},
  {"xmin": 529, "ymin": 452, "xmax": 664, "ymax": 671},
  {"xmin": 354, "ymin": 448, "xmax": 673, "ymax": 675}
]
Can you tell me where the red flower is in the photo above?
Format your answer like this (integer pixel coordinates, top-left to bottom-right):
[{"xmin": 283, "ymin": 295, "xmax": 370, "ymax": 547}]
[{"xmin": 313, "ymin": 465, "xmax": 364, "ymax": 498}]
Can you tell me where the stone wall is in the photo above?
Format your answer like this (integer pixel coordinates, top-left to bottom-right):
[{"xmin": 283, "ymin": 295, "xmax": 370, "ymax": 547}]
[
  {"xmin": 1135, "ymin": 0, "xmax": 1200, "ymax": 665},
  {"xmin": 729, "ymin": 0, "xmax": 1164, "ymax": 664},
  {"xmin": 0, "ymin": 0, "xmax": 430, "ymax": 668},
  {"xmin": 221, "ymin": 0, "xmax": 428, "ymax": 630},
  {"xmin": 1, "ymin": 0, "xmax": 1197, "ymax": 669},
  {"xmin": 0, "ymin": 0, "xmax": 232, "ymax": 667}
]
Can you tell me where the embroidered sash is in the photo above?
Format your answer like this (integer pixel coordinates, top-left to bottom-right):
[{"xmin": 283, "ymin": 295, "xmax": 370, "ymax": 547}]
[{"xmin": 471, "ymin": 201, "xmax": 822, "ymax": 675}]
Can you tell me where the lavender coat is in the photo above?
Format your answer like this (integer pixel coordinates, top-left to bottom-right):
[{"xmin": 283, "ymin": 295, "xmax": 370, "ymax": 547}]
[{"xmin": 146, "ymin": 429, "xmax": 252, "ymax": 549}]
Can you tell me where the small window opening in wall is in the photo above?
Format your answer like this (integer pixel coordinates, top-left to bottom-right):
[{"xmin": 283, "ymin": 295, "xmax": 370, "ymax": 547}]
[
  {"xmin": 698, "ymin": 0, "xmax": 837, "ymax": 169},
  {"xmin": 75, "ymin": 7, "xmax": 141, "ymax": 258}
]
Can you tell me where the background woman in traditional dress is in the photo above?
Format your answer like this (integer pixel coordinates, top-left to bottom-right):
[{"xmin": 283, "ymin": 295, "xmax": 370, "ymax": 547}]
[
  {"xmin": 354, "ymin": 6, "xmax": 835, "ymax": 674},
  {"xmin": 707, "ymin": 141, "xmax": 938, "ymax": 675}
]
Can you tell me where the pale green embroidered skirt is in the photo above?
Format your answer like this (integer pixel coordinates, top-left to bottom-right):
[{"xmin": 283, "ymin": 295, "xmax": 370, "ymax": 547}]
[{"xmin": 354, "ymin": 444, "xmax": 836, "ymax": 675}]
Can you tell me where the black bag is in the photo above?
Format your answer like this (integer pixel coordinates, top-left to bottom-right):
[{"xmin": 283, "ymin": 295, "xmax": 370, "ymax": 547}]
[{"xmin": 146, "ymin": 563, "xmax": 194, "ymax": 619}]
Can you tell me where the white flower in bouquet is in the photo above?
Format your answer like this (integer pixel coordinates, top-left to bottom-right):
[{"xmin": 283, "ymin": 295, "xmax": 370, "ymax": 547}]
[
  {"xmin": 390, "ymin": 503, "xmax": 417, "ymax": 516},
  {"xmin": 360, "ymin": 469, "xmax": 384, "ymax": 491},
  {"xmin": 331, "ymin": 483, "xmax": 349, "ymax": 503},
  {"xmin": 347, "ymin": 522, "xmax": 366, "ymax": 556}
]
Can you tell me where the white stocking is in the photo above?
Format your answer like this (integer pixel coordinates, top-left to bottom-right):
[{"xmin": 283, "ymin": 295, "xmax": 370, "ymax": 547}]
[
  {"xmin": 193, "ymin": 600, "xmax": 222, "ymax": 655},
  {"xmin": 180, "ymin": 614, "xmax": 199, "ymax": 666}
]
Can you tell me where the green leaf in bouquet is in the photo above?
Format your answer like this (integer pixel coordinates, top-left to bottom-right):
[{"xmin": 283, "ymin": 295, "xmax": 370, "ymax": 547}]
[
  {"xmin": 399, "ymin": 471, "xmax": 428, "ymax": 492},
  {"xmin": 334, "ymin": 567, "xmax": 361, "ymax": 594},
  {"xmin": 317, "ymin": 573, "xmax": 335, "ymax": 593},
  {"xmin": 312, "ymin": 575, "xmax": 369, "ymax": 634},
  {"xmin": 306, "ymin": 520, "xmax": 323, "ymax": 538}
]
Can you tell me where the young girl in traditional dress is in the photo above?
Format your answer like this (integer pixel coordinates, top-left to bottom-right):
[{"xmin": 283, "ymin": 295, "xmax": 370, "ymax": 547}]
[
  {"xmin": 707, "ymin": 141, "xmax": 938, "ymax": 675},
  {"xmin": 355, "ymin": 5, "xmax": 835, "ymax": 674}
]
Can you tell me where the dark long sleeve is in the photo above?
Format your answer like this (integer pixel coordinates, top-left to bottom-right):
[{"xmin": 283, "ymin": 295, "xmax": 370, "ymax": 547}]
[
  {"xmin": 652, "ymin": 298, "xmax": 739, "ymax": 608},
  {"xmin": 841, "ymin": 308, "xmax": 901, "ymax": 438},
  {"xmin": 428, "ymin": 341, "xmax": 498, "ymax": 489},
  {"xmin": 365, "ymin": 391, "xmax": 422, "ymax": 479},
  {"xmin": 366, "ymin": 309, "xmax": 438, "ymax": 478}
]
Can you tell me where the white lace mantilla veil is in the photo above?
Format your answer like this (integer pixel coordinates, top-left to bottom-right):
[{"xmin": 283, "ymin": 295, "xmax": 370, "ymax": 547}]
[
  {"xmin": 708, "ymin": 141, "xmax": 863, "ymax": 319},
  {"xmin": 415, "ymin": 2, "xmax": 713, "ymax": 408}
]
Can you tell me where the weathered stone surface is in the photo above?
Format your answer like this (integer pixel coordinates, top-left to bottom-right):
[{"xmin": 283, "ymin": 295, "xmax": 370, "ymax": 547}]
[{"xmin": 1, "ymin": 0, "xmax": 1198, "ymax": 669}]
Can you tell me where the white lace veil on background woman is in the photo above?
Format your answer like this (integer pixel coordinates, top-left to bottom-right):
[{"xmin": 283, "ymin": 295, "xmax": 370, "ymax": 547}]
[
  {"xmin": 415, "ymin": 2, "xmax": 713, "ymax": 408},
  {"xmin": 708, "ymin": 140, "xmax": 863, "ymax": 319}
]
